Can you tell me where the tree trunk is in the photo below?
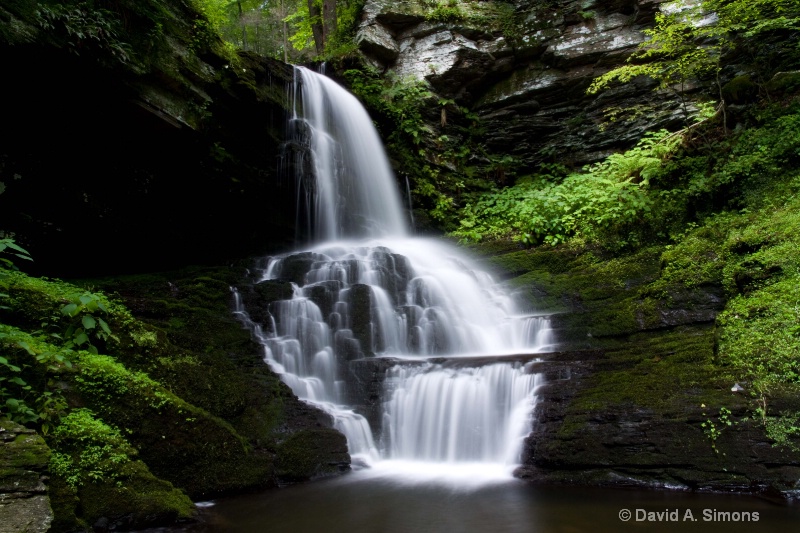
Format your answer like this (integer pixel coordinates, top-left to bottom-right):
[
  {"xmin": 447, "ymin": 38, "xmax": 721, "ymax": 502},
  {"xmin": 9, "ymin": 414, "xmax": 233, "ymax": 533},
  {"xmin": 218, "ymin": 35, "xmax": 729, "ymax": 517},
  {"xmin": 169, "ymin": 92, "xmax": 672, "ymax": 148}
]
[
  {"xmin": 322, "ymin": 0, "xmax": 337, "ymax": 45},
  {"xmin": 308, "ymin": 0, "xmax": 324, "ymax": 55},
  {"xmin": 237, "ymin": 1, "xmax": 248, "ymax": 50},
  {"xmin": 281, "ymin": 0, "xmax": 288, "ymax": 63}
]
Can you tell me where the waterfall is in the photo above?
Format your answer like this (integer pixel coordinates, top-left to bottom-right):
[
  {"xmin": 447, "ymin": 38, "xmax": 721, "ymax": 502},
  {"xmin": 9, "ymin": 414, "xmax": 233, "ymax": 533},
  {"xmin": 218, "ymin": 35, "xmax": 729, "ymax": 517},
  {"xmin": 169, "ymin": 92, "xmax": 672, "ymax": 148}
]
[
  {"xmin": 288, "ymin": 67, "xmax": 408, "ymax": 241},
  {"xmin": 239, "ymin": 66, "xmax": 553, "ymax": 478},
  {"xmin": 383, "ymin": 364, "xmax": 542, "ymax": 463}
]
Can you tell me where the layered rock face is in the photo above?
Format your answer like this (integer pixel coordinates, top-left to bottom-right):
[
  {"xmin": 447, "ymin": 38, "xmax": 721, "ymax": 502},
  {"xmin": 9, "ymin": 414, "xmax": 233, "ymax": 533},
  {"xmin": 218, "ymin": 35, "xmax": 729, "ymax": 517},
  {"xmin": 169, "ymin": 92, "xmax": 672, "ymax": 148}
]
[
  {"xmin": 357, "ymin": 0, "xmax": 685, "ymax": 168},
  {"xmin": 0, "ymin": 421, "xmax": 53, "ymax": 533}
]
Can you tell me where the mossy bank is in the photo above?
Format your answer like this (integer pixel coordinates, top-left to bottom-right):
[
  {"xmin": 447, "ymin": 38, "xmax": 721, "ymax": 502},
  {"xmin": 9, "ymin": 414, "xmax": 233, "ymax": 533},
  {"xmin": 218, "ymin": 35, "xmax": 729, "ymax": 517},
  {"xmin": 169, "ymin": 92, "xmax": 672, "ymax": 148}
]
[
  {"xmin": 0, "ymin": 265, "xmax": 350, "ymax": 531},
  {"xmin": 472, "ymin": 194, "xmax": 800, "ymax": 497}
]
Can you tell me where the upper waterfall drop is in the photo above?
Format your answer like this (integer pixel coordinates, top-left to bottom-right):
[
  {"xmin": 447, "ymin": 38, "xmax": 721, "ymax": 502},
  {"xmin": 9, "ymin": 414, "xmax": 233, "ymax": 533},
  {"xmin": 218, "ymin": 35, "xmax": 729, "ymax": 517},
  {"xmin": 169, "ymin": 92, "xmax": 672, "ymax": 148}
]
[{"xmin": 290, "ymin": 66, "xmax": 408, "ymax": 241}]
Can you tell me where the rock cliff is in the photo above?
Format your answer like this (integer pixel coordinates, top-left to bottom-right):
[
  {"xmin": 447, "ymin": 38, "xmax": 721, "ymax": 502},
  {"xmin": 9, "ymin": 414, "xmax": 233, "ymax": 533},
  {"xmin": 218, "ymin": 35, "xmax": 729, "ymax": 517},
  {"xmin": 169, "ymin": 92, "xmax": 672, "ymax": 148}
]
[{"xmin": 356, "ymin": 0, "xmax": 686, "ymax": 170}]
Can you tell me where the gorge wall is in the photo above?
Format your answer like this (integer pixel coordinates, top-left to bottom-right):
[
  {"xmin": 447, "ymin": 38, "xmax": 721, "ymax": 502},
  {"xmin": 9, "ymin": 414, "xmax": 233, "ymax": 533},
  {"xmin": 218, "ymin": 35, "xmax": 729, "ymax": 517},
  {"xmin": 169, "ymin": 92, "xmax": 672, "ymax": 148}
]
[
  {"xmin": 1, "ymin": 0, "xmax": 299, "ymax": 277},
  {"xmin": 1, "ymin": 3, "xmax": 352, "ymax": 529}
]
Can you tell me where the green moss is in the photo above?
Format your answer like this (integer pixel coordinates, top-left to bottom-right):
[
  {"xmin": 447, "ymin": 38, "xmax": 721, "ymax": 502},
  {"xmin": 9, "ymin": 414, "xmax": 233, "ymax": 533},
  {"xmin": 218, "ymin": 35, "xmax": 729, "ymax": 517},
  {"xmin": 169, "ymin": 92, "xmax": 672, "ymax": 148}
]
[
  {"xmin": 275, "ymin": 428, "xmax": 349, "ymax": 482},
  {"xmin": 0, "ymin": 263, "xmax": 348, "ymax": 518},
  {"xmin": 722, "ymin": 75, "xmax": 758, "ymax": 104},
  {"xmin": 491, "ymin": 177, "xmax": 800, "ymax": 451},
  {"xmin": 568, "ymin": 327, "xmax": 727, "ymax": 413},
  {"xmin": 44, "ymin": 408, "xmax": 194, "ymax": 528},
  {"xmin": 78, "ymin": 462, "xmax": 194, "ymax": 529},
  {"xmin": 9, "ymin": 434, "xmax": 51, "ymax": 468},
  {"xmin": 48, "ymin": 475, "xmax": 85, "ymax": 533}
]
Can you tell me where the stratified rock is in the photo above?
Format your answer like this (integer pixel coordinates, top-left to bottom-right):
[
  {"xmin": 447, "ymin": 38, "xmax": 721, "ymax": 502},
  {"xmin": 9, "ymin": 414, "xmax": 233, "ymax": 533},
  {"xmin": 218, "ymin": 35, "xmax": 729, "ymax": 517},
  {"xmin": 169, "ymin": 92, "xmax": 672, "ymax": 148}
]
[
  {"xmin": 357, "ymin": 0, "xmax": 688, "ymax": 168},
  {"xmin": 0, "ymin": 420, "xmax": 53, "ymax": 533}
]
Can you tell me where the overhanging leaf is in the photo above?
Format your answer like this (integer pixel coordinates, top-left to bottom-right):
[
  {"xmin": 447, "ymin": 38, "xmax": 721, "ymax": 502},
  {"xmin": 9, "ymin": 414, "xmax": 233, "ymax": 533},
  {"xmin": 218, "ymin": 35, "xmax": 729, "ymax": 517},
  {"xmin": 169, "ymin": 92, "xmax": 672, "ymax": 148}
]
[{"xmin": 98, "ymin": 318, "xmax": 111, "ymax": 335}]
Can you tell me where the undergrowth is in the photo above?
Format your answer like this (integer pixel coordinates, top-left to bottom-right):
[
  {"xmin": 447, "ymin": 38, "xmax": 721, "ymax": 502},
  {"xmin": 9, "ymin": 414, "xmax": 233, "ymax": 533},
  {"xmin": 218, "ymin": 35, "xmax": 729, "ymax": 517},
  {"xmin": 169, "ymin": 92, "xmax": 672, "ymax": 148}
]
[{"xmin": 453, "ymin": 100, "xmax": 800, "ymax": 250}]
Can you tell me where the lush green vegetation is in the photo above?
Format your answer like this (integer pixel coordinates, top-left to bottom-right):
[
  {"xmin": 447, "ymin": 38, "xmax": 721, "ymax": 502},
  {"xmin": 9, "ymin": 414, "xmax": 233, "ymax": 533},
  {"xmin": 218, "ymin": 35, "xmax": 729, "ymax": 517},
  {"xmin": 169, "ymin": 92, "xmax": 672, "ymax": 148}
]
[
  {"xmin": 190, "ymin": 0, "xmax": 365, "ymax": 61},
  {"xmin": 198, "ymin": 0, "xmax": 522, "ymax": 62},
  {"xmin": 454, "ymin": 130, "xmax": 683, "ymax": 246}
]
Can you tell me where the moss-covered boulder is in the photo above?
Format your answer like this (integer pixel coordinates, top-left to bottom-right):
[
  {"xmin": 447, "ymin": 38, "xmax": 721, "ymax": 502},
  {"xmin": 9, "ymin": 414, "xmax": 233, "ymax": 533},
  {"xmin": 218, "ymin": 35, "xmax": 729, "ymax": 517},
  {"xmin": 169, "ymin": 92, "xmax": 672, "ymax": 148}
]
[{"xmin": 48, "ymin": 409, "xmax": 194, "ymax": 530}]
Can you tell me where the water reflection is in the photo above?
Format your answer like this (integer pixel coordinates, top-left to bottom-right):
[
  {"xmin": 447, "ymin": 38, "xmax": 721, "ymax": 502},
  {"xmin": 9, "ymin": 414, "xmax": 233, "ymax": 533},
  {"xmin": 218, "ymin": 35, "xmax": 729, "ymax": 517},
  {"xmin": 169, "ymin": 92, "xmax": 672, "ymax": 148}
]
[{"xmin": 148, "ymin": 470, "xmax": 799, "ymax": 533}]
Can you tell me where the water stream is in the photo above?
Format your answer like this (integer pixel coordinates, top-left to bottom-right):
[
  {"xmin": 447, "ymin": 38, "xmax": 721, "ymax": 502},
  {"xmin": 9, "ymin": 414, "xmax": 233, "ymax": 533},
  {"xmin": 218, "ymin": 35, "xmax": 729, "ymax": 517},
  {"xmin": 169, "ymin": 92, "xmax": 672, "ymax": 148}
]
[{"xmin": 236, "ymin": 66, "xmax": 553, "ymax": 477}]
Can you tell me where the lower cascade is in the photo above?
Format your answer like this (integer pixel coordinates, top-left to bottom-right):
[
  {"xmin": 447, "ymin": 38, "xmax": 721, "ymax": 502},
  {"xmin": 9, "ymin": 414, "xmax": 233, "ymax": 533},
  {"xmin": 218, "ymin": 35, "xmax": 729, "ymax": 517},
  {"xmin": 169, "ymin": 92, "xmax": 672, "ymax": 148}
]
[{"xmin": 234, "ymin": 66, "xmax": 553, "ymax": 480}]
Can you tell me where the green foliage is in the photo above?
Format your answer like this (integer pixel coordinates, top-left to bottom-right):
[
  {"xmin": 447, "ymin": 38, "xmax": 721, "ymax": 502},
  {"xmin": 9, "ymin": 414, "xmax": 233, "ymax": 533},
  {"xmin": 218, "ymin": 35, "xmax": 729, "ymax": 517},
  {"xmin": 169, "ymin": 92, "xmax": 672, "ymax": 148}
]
[
  {"xmin": 588, "ymin": 2, "xmax": 719, "ymax": 96},
  {"xmin": 426, "ymin": 1, "xmax": 464, "ymax": 23},
  {"xmin": 454, "ymin": 96, "xmax": 800, "ymax": 248},
  {"xmin": 0, "ymin": 351, "xmax": 37, "ymax": 424},
  {"xmin": 285, "ymin": 0, "xmax": 314, "ymax": 52},
  {"xmin": 763, "ymin": 412, "xmax": 800, "ymax": 452},
  {"xmin": 1, "ymin": 177, "xmax": 31, "ymax": 273},
  {"xmin": 0, "ymin": 237, "xmax": 32, "ymax": 271},
  {"xmin": 345, "ymin": 68, "xmax": 434, "ymax": 144},
  {"xmin": 0, "ymin": 324, "xmax": 73, "ymax": 430},
  {"xmin": 323, "ymin": 0, "xmax": 365, "ymax": 60},
  {"xmin": 60, "ymin": 291, "xmax": 115, "ymax": 354},
  {"xmin": 36, "ymin": 2, "xmax": 132, "ymax": 64},
  {"xmin": 49, "ymin": 408, "xmax": 137, "ymax": 488},
  {"xmin": 453, "ymin": 130, "xmax": 681, "ymax": 246},
  {"xmin": 701, "ymin": 405, "xmax": 733, "ymax": 453},
  {"xmin": 707, "ymin": 0, "xmax": 800, "ymax": 38},
  {"xmin": 589, "ymin": 0, "xmax": 800, "ymax": 122},
  {"xmin": 714, "ymin": 201, "xmax": 800, "ymax": 451},
  {"xmin": 0, "ymin": 272, "xmax": 128, "ymax": 434}
]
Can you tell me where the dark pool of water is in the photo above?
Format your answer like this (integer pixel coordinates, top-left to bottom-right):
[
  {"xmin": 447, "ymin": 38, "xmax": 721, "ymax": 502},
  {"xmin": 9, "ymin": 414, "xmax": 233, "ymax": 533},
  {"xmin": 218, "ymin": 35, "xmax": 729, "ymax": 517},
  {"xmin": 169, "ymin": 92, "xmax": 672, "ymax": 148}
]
[{"xmin": 144, "ymin": 466, "xmax": 800, "ymax": 533}]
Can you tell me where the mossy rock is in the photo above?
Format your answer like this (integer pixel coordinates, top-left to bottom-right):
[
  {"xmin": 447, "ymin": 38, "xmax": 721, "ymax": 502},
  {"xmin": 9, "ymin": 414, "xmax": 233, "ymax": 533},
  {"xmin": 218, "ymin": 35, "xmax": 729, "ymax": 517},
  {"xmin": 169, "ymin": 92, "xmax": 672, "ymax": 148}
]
[
  {"xmin": 71, "ymin": 352, "xmax": 274, "ymax": 498},
  {"xmin": 765, "ymin": 71, "xmax": 800, "ymax": 96},
  {"xmin": 275, "ymin": 428, "xmax": 350, "ymax": 483},
  {"xmin": 1, "ymin": 264, "xmax": 351, "ymax": 526},
  {"xmin": 77, "ymin": 460, "xmax": 194, "ymax": 531},
  {"xmin": 722, "ymin": 75, "xmax": 758, "ymax": 104},
  {"xmin": 80, "ymin": 266, "xmax": 352, "ymax": 494}
]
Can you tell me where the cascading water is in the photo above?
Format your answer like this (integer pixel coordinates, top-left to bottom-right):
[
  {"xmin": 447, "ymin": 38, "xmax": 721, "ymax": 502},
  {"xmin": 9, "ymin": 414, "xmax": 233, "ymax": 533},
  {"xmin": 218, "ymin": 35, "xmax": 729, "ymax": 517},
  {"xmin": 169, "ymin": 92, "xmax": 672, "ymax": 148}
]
[
  {"xmin": 287, "ymin": 66, "xmax": 407, "ymax": 241},
  {"xmin": 237, "ymin": 66, "xmax": 554, "ymax": 480}
]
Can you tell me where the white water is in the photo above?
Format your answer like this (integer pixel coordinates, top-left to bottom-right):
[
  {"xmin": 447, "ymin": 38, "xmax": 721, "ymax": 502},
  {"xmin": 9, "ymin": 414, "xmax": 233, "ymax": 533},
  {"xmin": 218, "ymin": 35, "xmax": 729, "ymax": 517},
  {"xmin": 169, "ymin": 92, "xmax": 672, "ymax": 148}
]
[
  {"xmin": 238, "ymin": 66, "xmax": 553, "ymax": 480},
  {"xmin": 288, "ymin": 67, "xmax": 407, "ymax": 240}
]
